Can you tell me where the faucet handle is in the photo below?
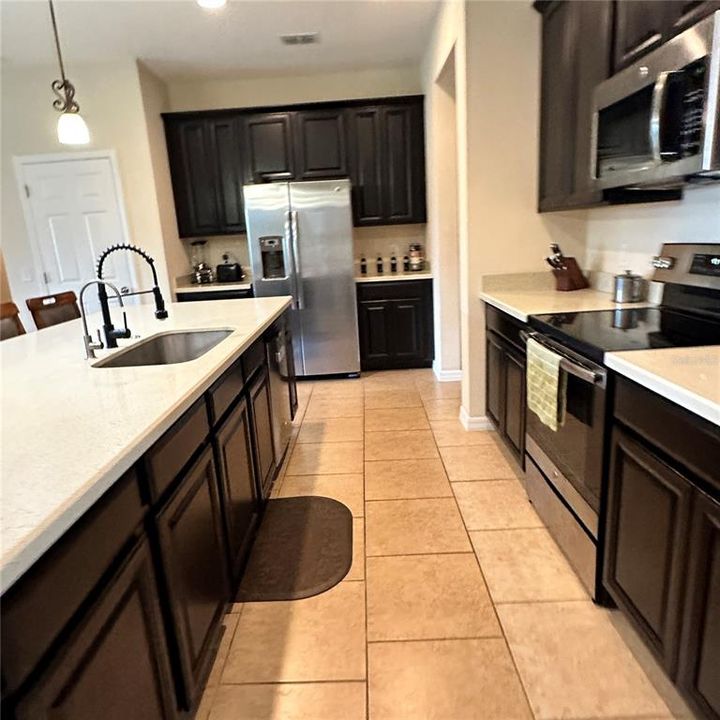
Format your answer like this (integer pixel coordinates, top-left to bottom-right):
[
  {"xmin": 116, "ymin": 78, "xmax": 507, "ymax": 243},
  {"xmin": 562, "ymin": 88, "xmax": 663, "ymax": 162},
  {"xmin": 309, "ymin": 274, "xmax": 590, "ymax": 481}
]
[{"xmin": 118, "ymin": 311, "xmax": 132, "ymax": 339}]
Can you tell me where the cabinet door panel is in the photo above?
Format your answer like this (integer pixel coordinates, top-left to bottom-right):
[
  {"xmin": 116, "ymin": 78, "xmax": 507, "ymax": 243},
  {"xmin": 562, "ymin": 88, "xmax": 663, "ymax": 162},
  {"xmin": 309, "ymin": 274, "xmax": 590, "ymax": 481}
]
[
  {"xmin": 244, "ymin": 113, "xmax": 296, "ymax": 182},
  {"xmin": 167, "ymin": 121, "xmax": 220, "ymax": 236},
  {"xmin": 358, "ymin": 301, "xmax": 392, "ymax": 366},
  {"xmin": 16, "ymin": 538, "xmax": 176, "ymax": 720},
  {"xmin": 392, "ymin": 299, "xmax": 423, "ymax": 360},
  {"xmin": 486, "ymin": 333, "xmax": 505, "ymax": 431},
  {"xmin": 613, "ymin": 1, "xmax": 669, "ymax": 71},
  {"xmin": 156, "ymin": 446, "xmax": 228, "ymax": 707},
  {"xmin": 249, "ymin": 370, "xmax": 276, "ymax": 498},
  {"xmin": 209, "ymin": 118, "xmax": 245, "ymax": 233},
  {"xmin": 666, "ymin": 0, "xmax": 720, "ymax": 34},
  {"xmin": 215, "ymin": 398, "xmax": 259, "ymax": 583},
  {"xmin": 295, "ymin": 110, "xmax": 347, "ymax": 179},
  {"xmin": 678, "ymin": 491, "xmax": 720, "ymax": 718},
  {"xmin": 348, "ymin": 108, "xmax": 384, "ymax": 225},
  {"xmin": 603, "ymin": 428, "xmax": 693, "ymax": 674},
  {"xmin": 504, "ymin": 350, "xmax": 526, "ymax": 460}
]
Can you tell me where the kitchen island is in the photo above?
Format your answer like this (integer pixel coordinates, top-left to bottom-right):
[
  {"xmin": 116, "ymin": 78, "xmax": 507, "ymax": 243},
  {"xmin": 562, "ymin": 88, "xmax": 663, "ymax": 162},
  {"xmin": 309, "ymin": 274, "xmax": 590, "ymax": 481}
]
[{"xmin": 1, "ymin": 296, "xmax": 292, "ymax": 719}]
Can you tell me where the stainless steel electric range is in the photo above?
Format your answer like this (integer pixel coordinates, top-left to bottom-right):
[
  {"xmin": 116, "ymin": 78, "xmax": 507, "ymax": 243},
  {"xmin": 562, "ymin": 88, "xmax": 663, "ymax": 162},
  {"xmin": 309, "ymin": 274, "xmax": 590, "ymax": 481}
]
[{"xmin": 523, "ymin": 243, "xmax": 720, "ymax": 602}]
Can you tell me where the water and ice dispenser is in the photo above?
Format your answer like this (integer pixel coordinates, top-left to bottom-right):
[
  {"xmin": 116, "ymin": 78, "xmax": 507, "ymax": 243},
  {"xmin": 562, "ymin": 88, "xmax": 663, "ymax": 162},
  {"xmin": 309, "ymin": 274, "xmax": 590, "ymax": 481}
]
[{"xmin": 259, "ymin": 236, "xmax": 286, "ymax": 279}]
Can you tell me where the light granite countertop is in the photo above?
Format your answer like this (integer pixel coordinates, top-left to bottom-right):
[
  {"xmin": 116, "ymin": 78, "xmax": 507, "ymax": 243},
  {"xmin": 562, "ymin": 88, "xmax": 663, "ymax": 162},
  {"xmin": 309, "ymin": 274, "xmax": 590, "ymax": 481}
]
[
  {"xmin": 175, "ymin": 279, "xmax": 253, "ymax": 294},
  {"xmin": 606, "ymin": 346, "xmax": 720, "ymax": 427},
  {"xmin": 480, "ymin": 287, "xmax": 650, "ymax": 322},
  {"xmin": 0, "ymin": 296, "xmax": 291, "ymax": 593},
  {"xmin": 356, "ymin": 271, "xmax": 433, "ymax": 283}
]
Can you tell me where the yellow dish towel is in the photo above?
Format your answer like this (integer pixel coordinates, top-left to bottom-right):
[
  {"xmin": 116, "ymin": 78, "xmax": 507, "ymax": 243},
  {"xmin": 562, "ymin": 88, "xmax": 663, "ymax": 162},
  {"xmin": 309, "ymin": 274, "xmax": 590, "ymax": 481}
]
[{"xmin": 526, "ymin": 338, "xmax": 566, "ymax": 432}]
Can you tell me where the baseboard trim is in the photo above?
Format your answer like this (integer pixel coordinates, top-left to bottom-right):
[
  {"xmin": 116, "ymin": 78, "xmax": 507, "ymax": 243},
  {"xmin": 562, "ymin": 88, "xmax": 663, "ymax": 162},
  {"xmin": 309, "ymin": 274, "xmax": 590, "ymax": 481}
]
[
  {"xmin": 432, "ymin": 362, "xmax": 462, "ymax": 382},
  {"xmin": 459, "ymin": 406, "xmax": 493, "ymax": 431}
]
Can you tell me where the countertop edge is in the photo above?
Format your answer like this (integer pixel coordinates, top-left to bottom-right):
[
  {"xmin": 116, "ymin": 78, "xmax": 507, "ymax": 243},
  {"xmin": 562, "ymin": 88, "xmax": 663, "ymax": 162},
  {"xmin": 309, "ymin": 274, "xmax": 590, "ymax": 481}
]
[
  {"xmin": 479, "ymin": 293, "xmax": 528, "ymax": 322},
  {"xmin": 176, "ymin": 282, "xmax": 253, "ymax": 294},
  {"xmin": 355, "ymin": 272, "xmax": 433, "ymax": 283},
  {"xmin": 0, "ymin": 298, "xmax": 292, "ymax": 593},
  {"xmin": 605, "ymin": 353, "xmax": 720, "ymax": 428}
]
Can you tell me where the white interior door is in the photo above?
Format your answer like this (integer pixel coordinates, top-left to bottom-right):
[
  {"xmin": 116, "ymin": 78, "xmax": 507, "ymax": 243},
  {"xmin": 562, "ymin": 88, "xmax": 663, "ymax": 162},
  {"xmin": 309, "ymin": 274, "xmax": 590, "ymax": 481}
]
[{"xmin": 20, "ymin": 156, "xmax": 136, "ymax": 314}]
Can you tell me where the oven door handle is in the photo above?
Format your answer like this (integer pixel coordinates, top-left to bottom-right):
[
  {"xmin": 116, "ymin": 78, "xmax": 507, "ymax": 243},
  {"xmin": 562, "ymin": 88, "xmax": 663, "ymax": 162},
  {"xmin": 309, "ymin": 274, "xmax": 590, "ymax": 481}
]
[{"xmin": 520, "ymin": 330, "xmax": 607, "ymax": 386}]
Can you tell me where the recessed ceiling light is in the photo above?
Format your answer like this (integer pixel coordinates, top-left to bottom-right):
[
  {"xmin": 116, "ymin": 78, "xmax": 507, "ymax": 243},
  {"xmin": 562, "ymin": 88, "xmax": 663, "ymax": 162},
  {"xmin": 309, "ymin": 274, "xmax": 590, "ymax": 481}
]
[
  {"xmin": 280, "ymin": 32, "xmax": 320, "ymax": 46},
  {"xmin": 196, "ymin": 0, "xmax": 226, "ymax": 9}
]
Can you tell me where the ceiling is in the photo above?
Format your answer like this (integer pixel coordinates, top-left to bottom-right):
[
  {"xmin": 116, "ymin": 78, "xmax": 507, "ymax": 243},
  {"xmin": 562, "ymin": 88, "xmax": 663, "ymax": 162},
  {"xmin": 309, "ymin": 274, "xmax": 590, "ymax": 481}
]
[{"xmin": 0, "ymin": 0, "xmax": 439, "ymax": 80}]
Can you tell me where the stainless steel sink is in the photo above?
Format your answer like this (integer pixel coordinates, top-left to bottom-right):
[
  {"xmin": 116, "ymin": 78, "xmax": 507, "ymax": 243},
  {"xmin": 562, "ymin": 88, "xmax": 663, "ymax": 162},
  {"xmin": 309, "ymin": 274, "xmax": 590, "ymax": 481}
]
[{"xmin": 94, "ymin": 329, "xmax": 233, "ymax": 368}]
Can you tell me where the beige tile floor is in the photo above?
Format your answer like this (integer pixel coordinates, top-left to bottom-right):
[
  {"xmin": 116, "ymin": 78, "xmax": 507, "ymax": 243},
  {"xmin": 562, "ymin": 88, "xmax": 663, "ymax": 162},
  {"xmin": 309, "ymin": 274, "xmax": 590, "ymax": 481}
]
[{"xmin": 197, "ymin": 369, "xmax": 674, "ymax": 720}]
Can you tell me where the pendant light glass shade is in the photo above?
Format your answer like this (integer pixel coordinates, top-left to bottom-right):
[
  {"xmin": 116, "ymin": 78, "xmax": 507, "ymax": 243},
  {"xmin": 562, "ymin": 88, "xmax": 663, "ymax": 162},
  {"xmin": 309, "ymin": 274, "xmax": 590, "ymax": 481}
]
[
  {"xmin": 57, "ymin": 111, "xmax": 90, "ymax": 145},
  {"xmin": 196, "ymin": 0, "xmax": 226, "ymax": 8}
]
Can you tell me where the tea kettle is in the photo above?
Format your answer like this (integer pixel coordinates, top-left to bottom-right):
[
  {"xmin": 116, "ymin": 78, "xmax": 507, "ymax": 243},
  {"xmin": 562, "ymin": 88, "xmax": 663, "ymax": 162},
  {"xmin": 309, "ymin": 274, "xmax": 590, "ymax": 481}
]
[{"xmin": 613, "ymin": 270, "xmax": 644, "ymax": 303}]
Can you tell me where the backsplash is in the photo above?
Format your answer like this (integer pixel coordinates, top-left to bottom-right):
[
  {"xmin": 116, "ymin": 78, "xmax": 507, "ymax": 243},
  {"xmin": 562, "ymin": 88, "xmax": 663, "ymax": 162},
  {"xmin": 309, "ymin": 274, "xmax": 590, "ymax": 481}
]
[
  {"xmin": 583, "ymin": 185, "xmax": 720, "ymax": 278},
  {"xmin": 183, "ymin": 234, "xmax": 251, "ymax": 273},
  {"xmin": 353, "ymin": 224, "xmax": 427, "ymax": 265}
]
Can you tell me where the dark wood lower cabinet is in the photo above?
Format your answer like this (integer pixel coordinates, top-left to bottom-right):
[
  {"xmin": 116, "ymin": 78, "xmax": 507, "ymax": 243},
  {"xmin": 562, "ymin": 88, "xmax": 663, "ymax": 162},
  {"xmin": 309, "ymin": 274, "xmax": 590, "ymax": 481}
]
[
  {"xmin": 484, "ymin": 306, "xmax": 526, "ymax": 465},
  {"xmin": 357, "ymin": 280, "xmax": 434, "ymax": 370},
  {"xmin": 248, "ymin": 369, "xmax": 276, "ymax": 499},
  {"xmin": 214, "ymin": 397, "xmax": 260, "ymax": 584},
  {"xmin": 678, "ymin": 492, "xmax": 720, "ymax": 719},
  {"xmin": 155, "ymin": 445, "xmax": 229, "ymax": 708},
  {"xmin": 15, "ymin": 538, "xmax": 176, "ymax": 720},
  {"xmin": 603, "ymin": 428, "xmax": 694, "ymax": 675}
]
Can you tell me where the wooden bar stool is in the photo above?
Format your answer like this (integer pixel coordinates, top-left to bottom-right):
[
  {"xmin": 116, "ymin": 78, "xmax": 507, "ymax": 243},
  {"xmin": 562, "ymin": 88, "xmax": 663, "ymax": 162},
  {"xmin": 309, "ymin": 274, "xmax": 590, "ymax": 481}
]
[
  {"xmin": 26, "ymin": 291, "xmax": 81, "ymax": 330},
  {"xmin": 0, "ymin": 302, "xmax": 26, "ymax": 340}
]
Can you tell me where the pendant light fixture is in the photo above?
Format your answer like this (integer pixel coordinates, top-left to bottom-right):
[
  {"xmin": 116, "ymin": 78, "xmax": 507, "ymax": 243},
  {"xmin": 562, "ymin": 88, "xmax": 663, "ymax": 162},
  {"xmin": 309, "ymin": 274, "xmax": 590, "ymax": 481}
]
[
  {"xmin": 48, "ymin": 0, "xmax": 90, "ymax": 145},
  {"xmin": 196, "ymin": 0, "xmax": 227, "ymax": 9}
]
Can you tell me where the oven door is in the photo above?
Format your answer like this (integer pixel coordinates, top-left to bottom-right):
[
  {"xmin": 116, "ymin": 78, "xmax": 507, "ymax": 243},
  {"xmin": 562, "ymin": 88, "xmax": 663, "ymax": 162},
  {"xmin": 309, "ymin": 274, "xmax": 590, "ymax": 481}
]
[{"xmin": 522, "ymin": 331, "xmax": 607, "ymax": 538}]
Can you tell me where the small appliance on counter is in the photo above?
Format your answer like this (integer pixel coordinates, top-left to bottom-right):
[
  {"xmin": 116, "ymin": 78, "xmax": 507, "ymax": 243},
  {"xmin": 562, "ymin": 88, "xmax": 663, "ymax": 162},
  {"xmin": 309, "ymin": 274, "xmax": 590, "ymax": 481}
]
[
  {"xmin": 545, "ymin": 243, "xmax": 588, "ymax": 291},
  {"xmin": 409, "ymin": 243, "xmax": 425, "ymax": 271},
  {"xmin": 613, "ymin": 270, "xmax": 645, "ymax": 303},
  {"xmin": 190, "ymin": 240, "xmax": 214, "ymax": 284},
  {"xmin": 216, "ymin": 253, "xmax": 245, "ymax": 283}
]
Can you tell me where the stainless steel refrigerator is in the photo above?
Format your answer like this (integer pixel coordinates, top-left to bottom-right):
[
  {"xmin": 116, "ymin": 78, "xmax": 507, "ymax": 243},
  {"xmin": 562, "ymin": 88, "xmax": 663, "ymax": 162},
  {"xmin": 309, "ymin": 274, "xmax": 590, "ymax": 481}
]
[{"xmin": 244, "ymin": 179, "xmax": 360, "ymax": 377}]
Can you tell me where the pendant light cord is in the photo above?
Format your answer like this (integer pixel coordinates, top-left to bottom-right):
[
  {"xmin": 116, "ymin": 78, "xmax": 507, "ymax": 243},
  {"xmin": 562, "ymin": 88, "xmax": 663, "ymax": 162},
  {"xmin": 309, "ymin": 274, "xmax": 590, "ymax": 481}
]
[{"xmin": 48, "ymin": 0, "xmax": 67, "ymax": 84}]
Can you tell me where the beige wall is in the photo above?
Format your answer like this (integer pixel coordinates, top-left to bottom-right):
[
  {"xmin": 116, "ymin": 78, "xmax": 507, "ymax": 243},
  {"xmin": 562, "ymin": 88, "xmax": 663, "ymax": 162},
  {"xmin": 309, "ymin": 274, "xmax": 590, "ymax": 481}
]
[
  {"xmin": 423, "ymin": 0, "xmax": 587, "ymax": 422},
  {"xmin": 167, "ymin": 66, "xmax": 422, "ymax": 112},
  {"xmin": 1, "ymin": 61, "xmax": 171, "ymax": 326},
  {"xmin": 137, "ymin": 61, "xmax": 189, "ymax": 292},
  {"xmin": 0, "ymin": 250, "xmax": 12, "ymax": 303}
]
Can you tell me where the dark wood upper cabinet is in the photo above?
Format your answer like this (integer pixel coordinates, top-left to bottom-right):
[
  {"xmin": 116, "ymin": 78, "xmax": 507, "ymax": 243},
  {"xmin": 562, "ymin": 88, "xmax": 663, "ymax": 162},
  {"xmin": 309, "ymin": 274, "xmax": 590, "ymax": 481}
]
[
  {"xmin": 155, "ymin": 445, "xmax": 228, "ymax": 709},
  {"xmin": 348, "ymin": 100, "xmax": 426, "ymax": 225},
  {"xmin": 295, "ymin": 109, "xmax": 347, "ymax": 179},
  {"xmin": 165, "ymin": 120, "xmax": 221, "ymax": 236},
  {"xmin": 15, "ymin": 538, "xmax": 176, "ymax": 720},
  {"xmin": 678, "ymin": 491, "xmax": 720, "ymax": 719},
  {"xmin": 214, "ymin": 397, "xmax": 260, "ymax": 584},
  {"xmin": 603, "ymin": 428, "xmax": 694, "ymax": 675},
  {"xmin": 244, "ymin": 112, "xmax": 296, "ymax": 182},
  {"xmin": 538, "ymin": 1, "xmax": 611, "ymax": 211},
  {"xmin": 612, "ymin": 0, "xmax": 720, "ymax": 71},
  {"xmin": 356, "ymin": 280, "xmax": 433, "ymax": 370},
  {"xmin": 612, "ymin": 0, "xmax": 669, "ymax": 71},
  {"xmin": 208, "ymin": 117, "xmax": 245, "ymax": 233}
]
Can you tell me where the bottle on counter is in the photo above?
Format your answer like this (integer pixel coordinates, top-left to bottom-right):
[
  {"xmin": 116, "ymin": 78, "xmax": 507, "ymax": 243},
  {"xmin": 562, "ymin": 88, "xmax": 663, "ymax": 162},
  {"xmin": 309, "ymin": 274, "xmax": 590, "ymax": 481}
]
[
  {"xmin": 403, "ymin": 255, "xmax": 410, "ymax": 272},
  {"xmin": 390, "ymin": 255, "xmax": 398, "ymax": 273},
  {"xmin": 376, "ymin": 256, "xmax": 384, "ymax": 273},
  {"xmin": 360, "ymin": 256, "xmax": 367, "ymax": 275}
]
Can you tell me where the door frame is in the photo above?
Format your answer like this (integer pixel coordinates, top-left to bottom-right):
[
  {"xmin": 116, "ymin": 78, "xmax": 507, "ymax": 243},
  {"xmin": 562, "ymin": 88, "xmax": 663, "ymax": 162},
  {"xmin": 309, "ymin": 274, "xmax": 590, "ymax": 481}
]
[{"xmin": 13, "ymin": 149, "xmax": 135, "ymax": 297}]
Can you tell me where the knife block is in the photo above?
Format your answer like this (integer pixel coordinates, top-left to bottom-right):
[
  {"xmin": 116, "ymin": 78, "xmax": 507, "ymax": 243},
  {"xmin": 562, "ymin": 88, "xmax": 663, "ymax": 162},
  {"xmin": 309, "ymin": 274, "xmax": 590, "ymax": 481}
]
[{"xmin": 553, "ymin": 257, "xmax": 589, "ymax": 291}]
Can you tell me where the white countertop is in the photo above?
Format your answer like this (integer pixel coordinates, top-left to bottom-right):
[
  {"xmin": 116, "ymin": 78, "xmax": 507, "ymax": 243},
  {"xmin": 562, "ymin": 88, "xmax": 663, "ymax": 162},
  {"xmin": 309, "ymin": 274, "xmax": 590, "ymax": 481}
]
[
  {"xmin": 176, "ymin": 280, "xmax": 253, "ymax": 294},
  {"xmin": 606, "ymin": 346, "xmax": 720, "ymax": 427},
  {"xmin": 0, "ymin": 296, "xmax": 291, "ymax": 592},
  {"xmin": 480, "ymin": 287, "xmax": 650, "ymax": 322},
  {"xmin": 356, "ymin": 271, "xmax": 433, "ymax": 283}
]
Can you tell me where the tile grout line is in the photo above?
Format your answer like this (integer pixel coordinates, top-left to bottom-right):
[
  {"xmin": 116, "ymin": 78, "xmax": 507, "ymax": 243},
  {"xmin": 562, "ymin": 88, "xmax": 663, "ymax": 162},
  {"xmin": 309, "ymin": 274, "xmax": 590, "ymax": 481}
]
[
  {"xmin": 417, "ymin": 390, "xmax": 540, "ymax": 720},
  {"xmin": 361, "ymin": 381, "xmax": 370, "ymax": 720}
]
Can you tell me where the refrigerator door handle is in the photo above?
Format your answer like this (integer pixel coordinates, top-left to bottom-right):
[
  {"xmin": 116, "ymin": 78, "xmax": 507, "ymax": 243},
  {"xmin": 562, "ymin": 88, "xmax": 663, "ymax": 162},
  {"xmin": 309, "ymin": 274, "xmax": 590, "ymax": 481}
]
[{"xmin": 289, "ymin": 209, "xmax": 304, "ymax": 310}]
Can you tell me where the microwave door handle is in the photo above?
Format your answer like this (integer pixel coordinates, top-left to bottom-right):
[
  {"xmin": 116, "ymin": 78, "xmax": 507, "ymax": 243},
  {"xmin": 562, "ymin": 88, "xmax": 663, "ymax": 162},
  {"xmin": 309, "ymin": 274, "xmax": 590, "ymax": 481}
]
[{"xmin": 650, "ymin": 71, "xmax": 680, "ymax": 164}]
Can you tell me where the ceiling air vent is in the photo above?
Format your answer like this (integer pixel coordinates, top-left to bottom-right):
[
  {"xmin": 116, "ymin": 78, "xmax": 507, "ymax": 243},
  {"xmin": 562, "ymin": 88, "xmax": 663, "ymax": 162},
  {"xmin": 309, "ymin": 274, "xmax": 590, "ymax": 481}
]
[{"xmin": 280, "ymin": 32, "xmax": 320, "ymax": 46}]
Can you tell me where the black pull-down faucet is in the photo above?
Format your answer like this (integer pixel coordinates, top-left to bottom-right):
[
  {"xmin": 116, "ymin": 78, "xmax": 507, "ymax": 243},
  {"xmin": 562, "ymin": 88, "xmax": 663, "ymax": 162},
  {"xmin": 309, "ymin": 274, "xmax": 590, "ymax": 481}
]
[{"xmin": 96, "ymin": 244, "xmax": 168, "ymax": 348}]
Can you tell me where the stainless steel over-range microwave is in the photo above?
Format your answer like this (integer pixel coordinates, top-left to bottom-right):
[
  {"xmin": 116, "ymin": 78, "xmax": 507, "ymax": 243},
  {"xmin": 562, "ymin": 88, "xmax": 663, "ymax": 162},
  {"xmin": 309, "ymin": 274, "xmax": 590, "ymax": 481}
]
[{"xmin": 591, "ymin": 11, "xmax": 720, "ymax": 190}]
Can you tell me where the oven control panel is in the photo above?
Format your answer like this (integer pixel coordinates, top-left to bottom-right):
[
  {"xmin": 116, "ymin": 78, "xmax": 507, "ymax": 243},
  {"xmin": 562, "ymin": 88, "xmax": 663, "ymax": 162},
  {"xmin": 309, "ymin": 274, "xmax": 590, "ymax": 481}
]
[
  {"xmin": 690, "ymin": 252, "xmax": 720, "ymax": 277},
  {"xmin": 652, "ymin": 243, "xmax": 720, "ymax": 289}
]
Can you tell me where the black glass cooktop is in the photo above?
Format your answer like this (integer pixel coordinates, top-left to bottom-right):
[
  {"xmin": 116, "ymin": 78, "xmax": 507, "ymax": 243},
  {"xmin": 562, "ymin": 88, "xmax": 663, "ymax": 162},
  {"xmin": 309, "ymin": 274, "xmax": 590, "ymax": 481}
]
[{"xmin": 528, "ymin": 306, "xmax": 720, "ymax": 363}]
